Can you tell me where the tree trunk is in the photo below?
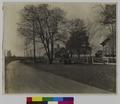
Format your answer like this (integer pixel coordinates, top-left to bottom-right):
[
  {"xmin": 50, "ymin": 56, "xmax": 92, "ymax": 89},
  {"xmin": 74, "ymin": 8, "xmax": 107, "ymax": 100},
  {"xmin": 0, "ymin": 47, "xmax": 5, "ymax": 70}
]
[
  {"xmin": 50, "ymin": 36, "xmax": 54, "ymax": 64},
  {"xmin": 49, "ymin": 59, "xmax": 53, "ymax": 64},
  {"xmin": 110, "ymin": 24, "xmax": 115, "ymax": 57},
  {"xmin": 46, "ymin": 49, "xmax": 53, "ymax": 64},
  {"xmin": 33, "ymin": 20, "xmax": 36, "ymax": 63},
  {"xmin": 70, "ymin": 49, "xmax": 73, "ymax": 58}
]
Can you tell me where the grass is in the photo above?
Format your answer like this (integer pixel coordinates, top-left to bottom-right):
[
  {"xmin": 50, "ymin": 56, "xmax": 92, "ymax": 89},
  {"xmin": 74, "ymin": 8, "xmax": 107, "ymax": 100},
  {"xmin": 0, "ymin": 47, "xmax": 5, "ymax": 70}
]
[{"xmin": 28, "ymin": 63, "xmax": 116, "ymax": 92}]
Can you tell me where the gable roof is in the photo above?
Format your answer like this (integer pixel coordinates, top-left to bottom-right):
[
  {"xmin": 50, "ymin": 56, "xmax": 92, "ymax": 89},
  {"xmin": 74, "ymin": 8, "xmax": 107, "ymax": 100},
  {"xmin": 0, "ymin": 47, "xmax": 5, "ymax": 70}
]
[{"xmin": 100, "ymin": 37, "xmax": 110, "ymax": 46}]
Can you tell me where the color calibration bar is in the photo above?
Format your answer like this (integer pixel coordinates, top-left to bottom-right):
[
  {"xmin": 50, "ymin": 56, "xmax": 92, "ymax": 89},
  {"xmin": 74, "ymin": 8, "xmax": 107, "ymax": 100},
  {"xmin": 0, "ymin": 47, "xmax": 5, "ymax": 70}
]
[{"xmin": 27, "ymin": 97, "xmax": 74, "ymax": 104}]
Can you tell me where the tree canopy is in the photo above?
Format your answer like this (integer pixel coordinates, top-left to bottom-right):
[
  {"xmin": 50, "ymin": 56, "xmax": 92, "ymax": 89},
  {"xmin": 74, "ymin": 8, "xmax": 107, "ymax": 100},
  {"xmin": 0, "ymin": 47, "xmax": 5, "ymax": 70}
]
[{"xmin": 66, "ymin": 19, "xmax": 91, "ymax": 58}]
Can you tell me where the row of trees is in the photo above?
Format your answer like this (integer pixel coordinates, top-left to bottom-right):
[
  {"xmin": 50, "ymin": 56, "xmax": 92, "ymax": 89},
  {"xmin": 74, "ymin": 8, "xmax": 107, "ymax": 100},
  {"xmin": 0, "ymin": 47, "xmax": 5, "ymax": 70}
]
[
  {"xmin": 17, "ymin": 4, "xmax": 116, "ymax": 64},
  {"xmin": 18, "ymin": 4, "xmax": 66, "ymax": 64},
  {"xmin": 18, "ymin": 4, "xmax": 90, "ymax": 64}
]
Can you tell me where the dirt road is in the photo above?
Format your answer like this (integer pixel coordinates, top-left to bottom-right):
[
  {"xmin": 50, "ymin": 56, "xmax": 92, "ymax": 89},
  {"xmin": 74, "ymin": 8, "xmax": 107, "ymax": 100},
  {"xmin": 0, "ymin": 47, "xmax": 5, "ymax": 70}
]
[{"xmin": 6, "ymin": 61, "xmax": 110, "ymax": 93}]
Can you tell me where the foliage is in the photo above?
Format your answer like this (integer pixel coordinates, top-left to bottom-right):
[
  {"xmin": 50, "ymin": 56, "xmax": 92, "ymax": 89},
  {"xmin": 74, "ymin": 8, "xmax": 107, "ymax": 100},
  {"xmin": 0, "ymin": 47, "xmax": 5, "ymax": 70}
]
[
  {"xmin": 66, "ymin": 19, "xmax": 91, "ymax": 58},
  {"xmin": 95, "ymin": 50, "xmax": 103, "ymax": 58},
  {"xmin": 99, "ymin": 4, "xmax": 116, "ymax": 25},
  {"xmin": 99, "ymin": 4, "xmax": 116, "ymax": 56}
]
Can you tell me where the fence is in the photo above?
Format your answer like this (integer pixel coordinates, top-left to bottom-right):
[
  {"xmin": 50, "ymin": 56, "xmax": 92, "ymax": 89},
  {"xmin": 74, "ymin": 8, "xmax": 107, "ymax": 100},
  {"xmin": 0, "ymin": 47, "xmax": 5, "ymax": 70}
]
[
  {"xmin": 6, "ymin": 56, "xmax": 116, "ymax": 65},
  {"xmin": 91, "ymin": 57, "xmax": 116, "ymax": 64},
  {"xmin": 55, "ymin": 56, "xmax": 116, "ymax": 64}
]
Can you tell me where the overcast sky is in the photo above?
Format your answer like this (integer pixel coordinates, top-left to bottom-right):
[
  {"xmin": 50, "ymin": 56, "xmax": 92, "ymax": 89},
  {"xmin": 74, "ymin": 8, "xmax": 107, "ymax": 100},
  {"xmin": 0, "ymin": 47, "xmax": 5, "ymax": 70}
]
[{"xmin": 4, "ymin": 2, "xmax": 112, "ymax": 56}]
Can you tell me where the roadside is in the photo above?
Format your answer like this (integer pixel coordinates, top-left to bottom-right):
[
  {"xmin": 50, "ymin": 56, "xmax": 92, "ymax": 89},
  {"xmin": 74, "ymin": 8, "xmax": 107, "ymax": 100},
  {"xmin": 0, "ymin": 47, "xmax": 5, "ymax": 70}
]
[
  {"xmin": 6, "ymin": 61, "xmax": 110, "ymax": 93},
  {"xmin": 29, "ymin": 63, "xmax": 116, "ymax": 93}
]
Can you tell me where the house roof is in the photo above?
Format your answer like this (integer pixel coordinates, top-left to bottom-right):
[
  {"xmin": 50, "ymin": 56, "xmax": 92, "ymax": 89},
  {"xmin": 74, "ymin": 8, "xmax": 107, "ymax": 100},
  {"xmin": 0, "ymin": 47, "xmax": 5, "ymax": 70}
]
[{"xmin": 100, "ymin": 37, "xmax": 110, "ymax": 46}]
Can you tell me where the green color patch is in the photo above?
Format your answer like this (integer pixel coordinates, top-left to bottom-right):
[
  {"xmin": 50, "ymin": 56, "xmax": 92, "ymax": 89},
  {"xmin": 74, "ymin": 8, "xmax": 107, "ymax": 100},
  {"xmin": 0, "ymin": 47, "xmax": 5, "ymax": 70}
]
[{"xmin": 43, "ymin": 97, "xmax": 53, "ymax": 101}]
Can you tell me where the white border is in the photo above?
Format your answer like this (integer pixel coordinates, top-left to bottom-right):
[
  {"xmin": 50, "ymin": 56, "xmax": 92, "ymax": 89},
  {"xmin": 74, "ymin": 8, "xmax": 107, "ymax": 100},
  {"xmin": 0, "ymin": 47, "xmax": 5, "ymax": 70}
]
[{"xmin": 0, "ymin": 0, "xmax": 119, "ymax": 104}]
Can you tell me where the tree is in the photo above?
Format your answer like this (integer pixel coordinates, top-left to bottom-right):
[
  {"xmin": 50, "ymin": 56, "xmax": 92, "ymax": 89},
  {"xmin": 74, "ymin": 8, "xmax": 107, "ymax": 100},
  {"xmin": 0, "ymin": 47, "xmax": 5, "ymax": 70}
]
[
  {"xmin": 99, "ymin": 4, "xmax": 116, "ymax": 25},
  {"xmin": 66, "ymin": 19, "xmax": 91, "ymax": 59},
  {"xmin": 7, "ymin": 50, "xmax": 12, "ymax": 57},
  {"xmin": 99, "ymin": 4, "xmax": 116, "ymax": 56},
  {"xmin": 18, "ymin": 4, "xmax": 65, "ymax": 64},
  {"xmin": 17, "ymin": 5, "xmax": 37, "ymax": 63}
]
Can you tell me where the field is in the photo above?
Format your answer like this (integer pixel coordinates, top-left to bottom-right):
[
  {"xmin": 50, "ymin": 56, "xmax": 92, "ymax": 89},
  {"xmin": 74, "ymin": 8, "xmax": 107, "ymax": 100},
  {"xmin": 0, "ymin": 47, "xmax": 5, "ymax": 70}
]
[{"xmin": 30, "ymin": 63, "xmax": 116, "ymax": 92}]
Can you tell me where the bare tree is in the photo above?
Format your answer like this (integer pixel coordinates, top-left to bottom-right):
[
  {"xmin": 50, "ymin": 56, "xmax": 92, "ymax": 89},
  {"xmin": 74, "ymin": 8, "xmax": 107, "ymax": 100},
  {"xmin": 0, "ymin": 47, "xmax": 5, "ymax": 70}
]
[
  {"xmin": 18, "ymin": 4, "xmax": 66, "ymax": 64},
  {"xmin": 17, "ymin": 5, "xmax": 37, "ymax": 63}
]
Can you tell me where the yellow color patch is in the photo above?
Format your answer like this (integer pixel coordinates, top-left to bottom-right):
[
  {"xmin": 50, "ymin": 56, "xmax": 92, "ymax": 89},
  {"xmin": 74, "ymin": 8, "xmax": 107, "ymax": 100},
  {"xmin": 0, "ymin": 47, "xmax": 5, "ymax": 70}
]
[{"xmin": 32, "ymin": 97, "xmax": 42, "ymax": 101}]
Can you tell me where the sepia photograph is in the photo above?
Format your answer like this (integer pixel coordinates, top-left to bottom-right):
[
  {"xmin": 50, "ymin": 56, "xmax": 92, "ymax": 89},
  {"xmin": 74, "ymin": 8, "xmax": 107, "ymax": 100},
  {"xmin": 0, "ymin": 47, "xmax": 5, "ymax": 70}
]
[{"xmin": 4, "ymin": 2, "xmax": 116, "ymax": 93}]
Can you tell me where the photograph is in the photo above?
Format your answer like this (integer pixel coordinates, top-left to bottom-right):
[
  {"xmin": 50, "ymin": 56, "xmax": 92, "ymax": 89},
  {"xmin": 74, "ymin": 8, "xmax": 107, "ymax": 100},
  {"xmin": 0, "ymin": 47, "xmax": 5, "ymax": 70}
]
[{"xmin": 4, "ymin": 2, "xmax": 116, "ymax": 93}]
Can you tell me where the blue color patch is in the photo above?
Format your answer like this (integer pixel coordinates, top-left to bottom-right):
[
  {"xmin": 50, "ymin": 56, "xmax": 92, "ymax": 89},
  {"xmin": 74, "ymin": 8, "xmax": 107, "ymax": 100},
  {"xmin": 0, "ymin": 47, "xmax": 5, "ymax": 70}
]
[{"xmin": 53, "ymin": 97, "xmax": 63, "ymax": 101}]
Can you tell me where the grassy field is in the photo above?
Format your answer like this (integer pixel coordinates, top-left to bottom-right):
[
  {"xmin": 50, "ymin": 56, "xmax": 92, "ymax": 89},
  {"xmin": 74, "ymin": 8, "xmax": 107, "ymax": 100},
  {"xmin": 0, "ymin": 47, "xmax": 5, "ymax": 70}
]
[{"xmin": 29, "ymin": 63, "xmax": 116, "ymax": 92}]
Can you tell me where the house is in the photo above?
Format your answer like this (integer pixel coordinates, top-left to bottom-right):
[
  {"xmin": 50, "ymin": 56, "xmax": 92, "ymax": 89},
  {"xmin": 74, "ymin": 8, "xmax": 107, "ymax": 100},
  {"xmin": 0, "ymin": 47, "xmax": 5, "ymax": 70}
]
[
  {"xmin": 100, "ymin": 36, "xmax": 116, "ymax": 57},
  {"xmin": 54, "ymin": 43, "xmax": 92, "ymax": 64}
]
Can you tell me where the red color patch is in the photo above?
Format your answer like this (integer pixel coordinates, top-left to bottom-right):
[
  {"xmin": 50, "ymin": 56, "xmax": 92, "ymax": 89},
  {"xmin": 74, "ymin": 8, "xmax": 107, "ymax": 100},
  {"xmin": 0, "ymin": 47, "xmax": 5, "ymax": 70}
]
[
  {"xmin": 27, "ymin": 97, "xmax": 32, "ymax": 103},
  {"xmin": 58, "ymin": 101, "xmax": 73, "ymax": 104}
]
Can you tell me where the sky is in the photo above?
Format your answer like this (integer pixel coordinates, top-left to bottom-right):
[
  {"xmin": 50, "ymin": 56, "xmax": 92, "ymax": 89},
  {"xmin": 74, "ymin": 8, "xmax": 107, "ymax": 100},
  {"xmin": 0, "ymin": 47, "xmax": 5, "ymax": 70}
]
[{"xmin": 3, "ymin": 2, "xmax": 112, "ymax": 56}]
